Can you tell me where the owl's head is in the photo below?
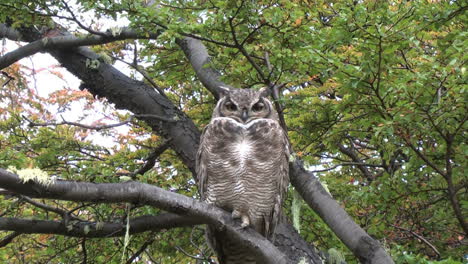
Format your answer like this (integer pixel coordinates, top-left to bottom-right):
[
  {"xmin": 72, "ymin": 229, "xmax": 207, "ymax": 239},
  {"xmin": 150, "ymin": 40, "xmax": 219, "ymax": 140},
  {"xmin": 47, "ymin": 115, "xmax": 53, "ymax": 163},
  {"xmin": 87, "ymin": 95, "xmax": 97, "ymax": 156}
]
[{"xmin": 213, "ymin": 87, "xmax": 277, "ymax": 123}]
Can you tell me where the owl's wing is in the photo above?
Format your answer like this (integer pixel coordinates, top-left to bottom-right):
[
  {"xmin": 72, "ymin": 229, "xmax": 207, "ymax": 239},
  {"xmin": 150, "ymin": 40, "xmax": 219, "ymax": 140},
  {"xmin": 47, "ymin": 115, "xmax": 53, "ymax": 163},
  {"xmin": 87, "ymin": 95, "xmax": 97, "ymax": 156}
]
[
  {"xmin": 196, "ymin": 123, "xmax": 229, "ymax": 260},
  {"xmin": 196, "ymin": 123, "xmax": 212, "ymax": 200},
  {"xmin": 266, "ymin": 127, "xmax": 290, "ymax": 240}
]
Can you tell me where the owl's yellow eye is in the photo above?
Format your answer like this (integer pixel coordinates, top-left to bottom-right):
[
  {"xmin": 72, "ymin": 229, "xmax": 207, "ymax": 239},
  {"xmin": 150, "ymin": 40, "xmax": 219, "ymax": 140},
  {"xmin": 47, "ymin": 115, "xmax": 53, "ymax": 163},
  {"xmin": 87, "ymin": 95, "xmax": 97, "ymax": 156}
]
[
  {"xmin": 252, "ymin": 102, "xmax": 265, "ymax": 112},
  {"xmin": 225, "ymin": 101, "xmax": 237, "ymax": 111}
]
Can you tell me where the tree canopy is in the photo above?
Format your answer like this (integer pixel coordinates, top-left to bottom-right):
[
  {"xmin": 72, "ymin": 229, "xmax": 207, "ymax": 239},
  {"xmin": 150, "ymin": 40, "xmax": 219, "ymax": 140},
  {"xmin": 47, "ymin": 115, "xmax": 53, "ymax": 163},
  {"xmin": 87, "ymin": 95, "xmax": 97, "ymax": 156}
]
[{"xmin": 0, "ymin": 0, "xmax": 466, "ymax": 263}]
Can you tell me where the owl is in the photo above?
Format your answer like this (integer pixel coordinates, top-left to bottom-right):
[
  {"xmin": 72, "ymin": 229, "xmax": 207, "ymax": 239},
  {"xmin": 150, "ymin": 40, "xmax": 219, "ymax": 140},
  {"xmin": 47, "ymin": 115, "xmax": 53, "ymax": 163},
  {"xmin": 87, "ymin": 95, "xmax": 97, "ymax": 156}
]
[{"xmin": 196, "ymin": 87, "xmax": 290, "ymax": 263}]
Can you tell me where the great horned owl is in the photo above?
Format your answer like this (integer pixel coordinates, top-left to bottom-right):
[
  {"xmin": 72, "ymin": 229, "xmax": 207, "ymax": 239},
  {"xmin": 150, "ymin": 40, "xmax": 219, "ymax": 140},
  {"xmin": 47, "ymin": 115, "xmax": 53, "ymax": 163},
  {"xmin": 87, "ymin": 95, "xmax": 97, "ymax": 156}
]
[{"xmin": 196, "ymin": 87, "xmax": 290, "ymax": 263}]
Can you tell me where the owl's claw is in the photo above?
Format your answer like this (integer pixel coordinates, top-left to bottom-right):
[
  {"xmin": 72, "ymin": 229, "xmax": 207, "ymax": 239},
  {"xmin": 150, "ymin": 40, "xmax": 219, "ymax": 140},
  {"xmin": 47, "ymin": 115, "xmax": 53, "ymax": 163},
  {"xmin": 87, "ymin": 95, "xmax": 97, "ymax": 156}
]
[
  {"xmin": 232, "ymin": 210, "xmax": 241, "ymax": 219},
  {"xmin": 240, "ymin": 215, "xmax": 250, "ymax": 228},
  {"xmin": 232, "ymin": 210, "xmax": 250, "ymax": 228}
]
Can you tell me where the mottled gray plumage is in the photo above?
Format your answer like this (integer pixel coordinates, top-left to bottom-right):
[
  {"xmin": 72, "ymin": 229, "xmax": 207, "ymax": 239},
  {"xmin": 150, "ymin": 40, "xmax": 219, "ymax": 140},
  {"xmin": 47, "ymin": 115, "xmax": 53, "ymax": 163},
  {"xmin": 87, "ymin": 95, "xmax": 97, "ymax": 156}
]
[{"xmin": 196, "ymin": 87, "xmax": 290, "ymax": 264}]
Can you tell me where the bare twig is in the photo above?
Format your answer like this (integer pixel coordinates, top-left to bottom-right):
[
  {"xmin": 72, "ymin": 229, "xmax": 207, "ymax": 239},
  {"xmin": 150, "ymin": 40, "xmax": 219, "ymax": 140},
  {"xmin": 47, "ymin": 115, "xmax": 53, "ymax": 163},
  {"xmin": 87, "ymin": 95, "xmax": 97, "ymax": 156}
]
[
  {"xmin": 0, "ymin": 232, "xmax": 20, "ymax": 247},
  {"xmin": 133, "ymin": 114, "xmax": 177, "ymax": 123},
  {"xmin": 81, "ymin": 238, "xmax": 87, "ymax": 264},
  {"xmin": 125, "ymin": 238, "xmax": 155, "ymax": 264},
  {"xmin": 1, "ymin": 71, "xmax": 14, "ymax": 87},
  {"xmin": 228, "ymin": 18, "xmax": 267, "ymax": 83},
  {"xmin": 337, "ymin": 143, "xmax": 376, "ymax": 181},
  {"xmin": 391, "ymin": 224, "xmax": 440, "ymax": 257},
  {"xmin": 61, "ymin": 0, "xmax": 107, "ymax": 37},
  {"xmin": 20, "ymin": 195, "xmax": 80, "ymax": 221},
  {"xmin": 175, "ymin": 245, "xmax": 209, "ymax": 261},
  {"xmin": 111, "ymin": 55, "xmax": 167, "ymax": 98},
  {"xmin": 23, "ymin": 115, "xmax": 134, "ymax": 131},
  {"xmin": 131, "ymin": 141, "xmax": 171, "ymax": 179}
]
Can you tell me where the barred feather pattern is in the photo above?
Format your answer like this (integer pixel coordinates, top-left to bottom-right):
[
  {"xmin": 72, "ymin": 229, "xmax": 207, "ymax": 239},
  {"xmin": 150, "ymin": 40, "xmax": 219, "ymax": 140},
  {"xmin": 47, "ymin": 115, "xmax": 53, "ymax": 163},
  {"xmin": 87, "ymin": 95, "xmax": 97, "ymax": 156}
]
[{"xmin": 196, "ymin": 88, "xmax": 289, "ymax": 264}]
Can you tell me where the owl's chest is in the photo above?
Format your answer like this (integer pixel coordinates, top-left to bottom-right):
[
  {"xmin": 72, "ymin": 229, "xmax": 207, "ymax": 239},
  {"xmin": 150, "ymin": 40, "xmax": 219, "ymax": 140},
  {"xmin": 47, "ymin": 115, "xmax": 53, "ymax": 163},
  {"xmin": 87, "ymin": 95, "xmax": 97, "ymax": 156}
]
[{"xmin": 208, "ymin": 118, "xmax": 274, "ymax": 158}]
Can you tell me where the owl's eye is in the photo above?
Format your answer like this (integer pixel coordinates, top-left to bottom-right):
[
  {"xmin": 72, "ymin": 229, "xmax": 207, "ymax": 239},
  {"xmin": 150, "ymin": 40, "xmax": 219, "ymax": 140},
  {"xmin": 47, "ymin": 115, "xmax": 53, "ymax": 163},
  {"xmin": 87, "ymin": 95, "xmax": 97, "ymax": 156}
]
[
  {"xmin": 225, "ymin": 101, "xmax": 237, "ymax": 111},
  {"xmin": 252, "ymin": 102, "xmax": 265, "ymax": 112}
]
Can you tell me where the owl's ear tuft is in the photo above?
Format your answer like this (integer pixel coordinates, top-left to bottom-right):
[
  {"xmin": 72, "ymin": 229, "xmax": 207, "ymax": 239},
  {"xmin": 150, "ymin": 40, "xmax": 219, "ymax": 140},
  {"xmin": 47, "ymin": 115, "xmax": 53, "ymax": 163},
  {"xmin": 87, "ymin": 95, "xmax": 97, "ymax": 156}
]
[
  {"xmin": 218, "ymin": 86, "xmax": 231, "ymax": 98},
  {"xmin": 259, "ymin": 87, "xmax": 271, "ymax": 97}
]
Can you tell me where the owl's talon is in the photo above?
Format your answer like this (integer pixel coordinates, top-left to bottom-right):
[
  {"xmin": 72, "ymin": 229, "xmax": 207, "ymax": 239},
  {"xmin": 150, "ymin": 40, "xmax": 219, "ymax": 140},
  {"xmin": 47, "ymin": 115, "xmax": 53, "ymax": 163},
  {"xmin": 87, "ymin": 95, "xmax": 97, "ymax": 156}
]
[
  {"xmin": 241, "ymin": 215, "xmax": 250, "ymax": 228},
  {"xmin": 232, "ymin": 210, "xmax": 241, "ymax": 219}
]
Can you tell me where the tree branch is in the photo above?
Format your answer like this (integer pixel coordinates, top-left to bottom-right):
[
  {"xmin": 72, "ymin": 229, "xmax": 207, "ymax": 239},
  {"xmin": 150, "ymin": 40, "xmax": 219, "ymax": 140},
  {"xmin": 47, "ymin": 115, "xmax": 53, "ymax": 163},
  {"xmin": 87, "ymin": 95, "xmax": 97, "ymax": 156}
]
[
  {"xmin": 0, "ymin": 168, "xmax": 288, "ymax": 264},
  {"xmin": 337, "ymin": 143, "xmax": 376, "ymax": 182},
  {"xmin": 391, "ymin": 224, "xmax": 440, "ymax": 258},
  {"xmin": 0, "ymin": 232, "xmax": 20, "ymax": 248},
  {"xmin": 0, "ymin": 24, "xmax": 162, "ymax": 70},
  {"xmin": 0, "ymin": 24, "xmax": 21, "ymax": 41},
  {"xmin": 228, "ymin": 18, "xmax": 267, "ymax": 83},
  {"xmin": 131, "ymin": 141, "xmax": 171, "ymax": 179},
  {"xmin": 176, "ymin": 37, "xmax": 231, "ymax": 98},
  {"xmin": 0, "ymin": 214, "xmax": 199, "ymax": 238},
  {"xmin": 20, "ymin": 195, "xmax": 80, "ymax": 220},
  {"xmin": 291, "ymin": 160, "xmax": 394, "ymax": 264},
  {"xmin": 126, "ymin": 238, "xmax": 155, "ymax": 264},
  {"xmin": 23, "ymin": 115, "xmax": 134, "ymax": 131}
]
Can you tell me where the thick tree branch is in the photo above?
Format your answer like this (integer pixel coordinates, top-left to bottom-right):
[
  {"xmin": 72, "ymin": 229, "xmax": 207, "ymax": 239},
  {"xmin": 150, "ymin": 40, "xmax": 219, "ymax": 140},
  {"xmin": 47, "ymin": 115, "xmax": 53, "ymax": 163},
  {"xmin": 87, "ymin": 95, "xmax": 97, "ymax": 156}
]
[
  {"xmin": 176, "ymin": 37, "xmax": 232, "ymax": 98},
  {"xmin": 0, "ymin": 214, "xmax": 199, "ymax": 238},
  {"xmin": 0, "ymin": 24, "xmax": 21, "ymax": 41},
  {"xmin": 291, "ymin": 160, "xmax": 394, "ymax": 264},
  {"xmin": 0, "ymin": 24, "xmax": 162, "ymax": 70},
  {"xmin": 0, "ymin": 168, "xmax": 288, "ymax": 264}
]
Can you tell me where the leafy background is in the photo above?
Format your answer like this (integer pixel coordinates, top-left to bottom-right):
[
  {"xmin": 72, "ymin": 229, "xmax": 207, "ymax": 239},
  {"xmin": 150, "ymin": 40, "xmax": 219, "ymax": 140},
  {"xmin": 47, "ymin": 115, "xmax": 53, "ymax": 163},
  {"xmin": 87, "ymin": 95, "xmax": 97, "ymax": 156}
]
[{"xmin": 0, "ymin": 0, "xmax": 466, "ymax": 263}]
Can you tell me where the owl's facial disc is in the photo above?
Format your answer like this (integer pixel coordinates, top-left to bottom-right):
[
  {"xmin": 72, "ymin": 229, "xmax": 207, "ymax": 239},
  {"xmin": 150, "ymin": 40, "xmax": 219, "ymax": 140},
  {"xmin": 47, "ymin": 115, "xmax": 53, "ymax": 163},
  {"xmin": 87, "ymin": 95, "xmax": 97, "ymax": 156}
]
[
  {"xmin": 251, "ymin": 99, "xmax": 265, "ymax": 112},
  {"xmin": 224, "ymin": 100, "xmax": 237, "ymax": 112}
]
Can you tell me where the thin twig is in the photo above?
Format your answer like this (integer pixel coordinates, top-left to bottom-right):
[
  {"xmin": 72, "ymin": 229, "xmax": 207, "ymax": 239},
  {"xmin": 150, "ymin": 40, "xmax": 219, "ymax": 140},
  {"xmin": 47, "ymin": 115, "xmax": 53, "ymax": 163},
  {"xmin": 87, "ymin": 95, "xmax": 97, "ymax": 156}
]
[
  {"xmin": 125, "ymin": 238, "xmax": 155, "ymax": 264},
  {"xmin": 111, "ymin": 55, "xmax": 167, "ymax": 98},
  {"xmin": 20, "ymin": 196, "xmax": 80, "ymax": 220},
  {"xmin": 0, "ymin": 232, "xmax": 20, "ymax": 247},
  {"xmin": 391, "ymin": 224, "xmax": 440, "ymax": 257},
  {"xmin": 175, "ymin": 245, "xmax": 209, "ymax": 261},
  {"xmin": 131, "ymin": 140, "xmax": 171, "ymax": 179},
  {"xmin": 23, "ymin": 115, "xmax": 134, "ymax": 131},
  {"xmin": 133, "ymin": 114, "xmax": 177, "ymax": 123},
  {"xmin": 81, "ymin": 238, "xmax": 87, "ymax": 264},
  {"xmin": 61, "ymin": 0, "xmax": 107, "ymax": 37},
  {"xmin": 1, "ymin": 71, "xmax": 14, "ymax": 87}
]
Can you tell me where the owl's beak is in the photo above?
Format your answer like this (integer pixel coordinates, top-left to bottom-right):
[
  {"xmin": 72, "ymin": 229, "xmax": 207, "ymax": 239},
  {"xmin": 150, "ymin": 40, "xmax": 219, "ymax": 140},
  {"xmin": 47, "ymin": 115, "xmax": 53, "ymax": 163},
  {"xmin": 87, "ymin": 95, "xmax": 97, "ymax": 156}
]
[{"xmin": 241, "ymin": 109, "xmax": 249, "ymax": 123}]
